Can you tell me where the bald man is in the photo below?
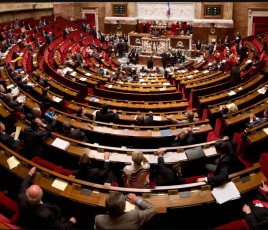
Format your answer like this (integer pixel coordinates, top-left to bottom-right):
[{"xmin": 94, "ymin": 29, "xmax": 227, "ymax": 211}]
[{"xmin": 18, "ymin": 167, "xmax": 76, "ymax": 229}]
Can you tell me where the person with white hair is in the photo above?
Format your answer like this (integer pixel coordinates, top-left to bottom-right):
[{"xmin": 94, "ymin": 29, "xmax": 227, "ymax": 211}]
[{"xmin": 17, "ymin": 167, "xmax": 77, "ymax": 229}]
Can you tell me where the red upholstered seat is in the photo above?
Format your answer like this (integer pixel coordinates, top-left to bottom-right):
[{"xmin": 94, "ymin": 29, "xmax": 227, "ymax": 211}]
[
  {"xmin": 185, "ymin": 175, "xmax": 205, "ymax": 184},
  {"xmin": 259, "ymin": 153, "xmax": 268, "ymax": 178},
  {"xmin": 0, "ymin": 193, "xmax": 20, "ymax": 225},
  {"xmin": 54, "ymin": 166, "xmax": 73, "ymax": 176},
  {"xmin": 214, "ymin": 219, "xmax": 249, "ymax": 230},
  {"xmin": 31, "ymin": 156, "xmax": 57, "ymax": 171}
]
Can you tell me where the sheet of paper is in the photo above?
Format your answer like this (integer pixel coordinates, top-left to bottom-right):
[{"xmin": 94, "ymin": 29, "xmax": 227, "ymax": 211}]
[
  {"xmin": 160, "ymin": 88, "xmax": 166, "ymax": 91},
  {"xmin": 7, "ymin": 156, "xmax": 20, "ymax": 170},
  {"xmin": 153, "ymin": 116, "xmax": 162, "ymax": 121},
  {"xmin": 258, "ymin": 88, "xmax": 266, "ymax": 95},
  {"xmin": 211, "ymin": 181, "xmax": 241, "ymax": 204},
  {"xmin": 79, "ymin": 77, "xmax": 87, "ymax": 81},
  {"xmin": 125, "ymin": 201, "xmax": 136, "ymax": 212},
  {"xmin": 163, "ymin": 82, "xmax": 170, "ymax": 86},
  {"xmin": 51, "ymin": 138, "xmax": 70, "ymax": 150},
  {"xmin": 14, "ymin": 126, "xmax": 21, "ymax": 140},
  {"xmin": 263, "ymin": 128, "xmax": 268, "ymax": 135},
  {"xmin": 85, "ymin": 72, "xmax": 91, "ymax": 76},
  {"xmin": 227, "ymin": 91, "xmax": 236, "ymax": 96},
  {"xmin": 51, "ymin": 178, "xmax": 68, "ymax": 191},
  {"xmin": 6, "ymin": 84, "xmax": 14, "ymax": 89},
  {"xmin": 16, "ymin": 95, "xmax": 26, "ymax": 103},
  {"xmin": 108, "ymin": 85, "xmax": 113, "ymax": 88},
  {"xmin": 53, "ymin": 97, "xmax": 62, "ymax": 103}
]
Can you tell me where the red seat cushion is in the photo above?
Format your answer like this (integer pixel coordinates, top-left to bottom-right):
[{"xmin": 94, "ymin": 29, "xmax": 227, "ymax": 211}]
[{"xmin": 214, "ymin": 219, "xmax": 249, "ymax": 230}]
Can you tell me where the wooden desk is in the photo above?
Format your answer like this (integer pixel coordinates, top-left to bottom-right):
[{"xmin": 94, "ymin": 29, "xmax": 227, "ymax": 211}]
[
  {"xmin": 198, "ymin": 73, "xmax": 266, "ymax": 115},
  {"xmin": 0, "ymin": 143, "xmax": 265, "ymax": 213}
]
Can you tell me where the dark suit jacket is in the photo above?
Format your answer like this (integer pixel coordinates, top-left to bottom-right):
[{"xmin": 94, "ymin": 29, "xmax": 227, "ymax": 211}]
[
  {"xmin": 96, "ymin": 111, "xmax": 120, "ymax": 123},
  {"xmin": 207, "ymin": 154, "xmax": 235, "ymax": 186},
  {"xmin": 0, "ymin": 132, "xmax": 22, "ymax": 150},
  {"xmin": 64, "ymin": 129, "xmax": 88, "ymax": 142},
  {"xmin": 230, "ymin": 66, "xmax": 241, "ymax": 85},
  {"xmin": 156, "ymin": 156, "xmax": 185, "ymax": 186},
  {"xmin": 171, "ymin": 130, "xmax": 195, "ymax": 147},
  {"xmin": 22, "ymin": 125, "xmax": 51, "ymax": 158},
  {"xmin": 95, "ymin": 198, "xmax": 156, "ymax": 230},
  {"xmin": 17, "ymin": 174, "xmax": 75, "ymax": 229},
  {"xmin": 72, "ymin": 161, "xmax": 109, "ymax": 184},
  {"xmin": 245, "ymin": 205, "xmax": 268, "ymax": 229}
]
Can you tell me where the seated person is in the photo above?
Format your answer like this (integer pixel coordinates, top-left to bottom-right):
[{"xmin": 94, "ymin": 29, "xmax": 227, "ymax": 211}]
[
  {"xmin": 97, "ymin": 66, "xmax": 105, "ymax": 76},
  {"xmin": 39, "ymin": 87, "xmax": 56, "ymax": 111},
  {"xmin": 62, "ymin": 121, "xmax": 88, "ymax": 142},
  {"xmin": 0, "ymin": 121, "xmax": 23, "ymax": 151},
  {"xmin": 171, "ymin": 127, "xmax": 195, "ymax": 147},
  {"xmin": 17, "ymin": 167, "xmax": 77, "ymax": 229},
  {"xmin": 22, "ymin": 118, "xmax": 53, "ymax": 159},
  {"xmin": 135, "ymin": 112, "xmax": 153, "ymax": 126},
  {"xmin": 154, "ymin": 148, "xmax": 185, "ymax": 186},
  {"xmin": 167, "ymin": 110, "xmax": 199, "ymax": 124},
  {"xmin": 73, "ymin": 152, "xmax": 114, "ymax": 184},
  {"xmin": 123, "ymin": 150, "xmax": 150, "ymax": 188},
  {"xmin": 197, "ymin": 140, "xmax": 244, "ymax": 186},
  {"xmin": 56, "ymin": 65, "xmax": 65, "ymax": 77},
  {"xmin": 94, "ymin": 103, "xmax": 120, "ymax": 123},
  {"xmin": 242, "ymin": 182, "xmax": 268, "ymax": 229},
  {"xmin": 219, "ymin": 103, "xmax": 238, "ymax": 116},
  {"xmin": 95, "ymin": 192, "xmax": 156, "ymax": 230},
  {"xmin": 245, "ymin": 108, "xmax": 268, "ymax": 131},
  {"xmin": 5, "ymin": 93, "xmax": 23, "ymax": 112},
  {"xmin": 27, "ymin": 106, "xmax": 57, "ymax": 132},
  {"xmin": 73, "ymin": 106, "xmax": 89, "ymax": 119}
]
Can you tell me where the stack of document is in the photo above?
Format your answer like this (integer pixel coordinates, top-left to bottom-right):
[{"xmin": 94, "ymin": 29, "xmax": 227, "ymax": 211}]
[{"xmin": 211, "ymin": 181, "xmax": 241, "ymax": 204}]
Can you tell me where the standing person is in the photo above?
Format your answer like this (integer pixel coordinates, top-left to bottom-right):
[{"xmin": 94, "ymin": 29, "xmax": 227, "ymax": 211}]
[
  {"xmin": 160, "ymin": 51, "xmax": 168, "ymax": 69},
  {"xmin": 94, "ymin": 192, "xmax": 156, "ymax": 230},
  {"xmin": 235, "ymin": 32, "xmax": 241, "ymax": 54},
  {"xmin": 230, "ymin": 63, "xmax": 241, "ymax": 86},
  {"xmin": 17, "ymin": 167, "xmax": 77, "ymax": 229},
  {"xmin": 147, "ymin": 55, "xmax": 154, "ymax": 70}
]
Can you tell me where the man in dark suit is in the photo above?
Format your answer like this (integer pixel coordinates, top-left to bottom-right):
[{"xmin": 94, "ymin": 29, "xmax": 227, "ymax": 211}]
[
  {"xmin": 197, "ymin": 140, "xmax": 241, "ymax": 186},
  {"xmin": 0, "ymin": 121, "xmax": 23, "ymax": 151},
  {"xmin": 72, "ymin": 152, "xmax": 111, "ymax": 184},
  {"xmin": 171, "ymin": 127, "xmax": 195, "ymax": 147},
  {"xmin": 135, "ymin": 112, "xmax": 153, "ymax": 126},
  {"xmin": 5, "ymin": 93, "xmax": 23, "ymax": 112},
  {"xmin": 94, "ymin": 103, "xmax": 120, "ymax": 123},
  {"xmin": 45, "ymin": 31, "xmax": 53, "ymax": 44},
  {"xmin": 17, "ymin": 167, "xmax": 77, "ymax": 229},
  {"xmin": 230, "ymin": 63, "xmax": 241, "ymax": 86},
  {"xmin": 245, "ymin": 108, "xmax": 268, "ymax": 130},
  {"xmin": 73, "ymin": 51, "xmax": 83, "ymax": 67},
  {"xmin": 242, "ymin": 181, "xmax": 268, "ymax": 229},
  {"xmin": 154, "ymin": 148, "xmax": 185, "ymax": 186},
  {"xmin": 239, "ymin": 42, "xmax": 249, "ymax": 64},
  {"xmin": 95, "ymin": 192, "xmax": 156, "ymax": 230},
  {"xmin": 62, "ymin": 121, "xmax": 88, "ymax": 142},
  {"xmin": 160, "ymin": 51, "xmax": 168, "ymax": 69}
]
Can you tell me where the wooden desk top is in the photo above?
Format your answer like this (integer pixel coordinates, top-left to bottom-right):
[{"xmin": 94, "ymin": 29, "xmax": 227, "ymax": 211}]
[{"xmin": 44, "ymin": 132, "xmax": 220, "ymax": 164}]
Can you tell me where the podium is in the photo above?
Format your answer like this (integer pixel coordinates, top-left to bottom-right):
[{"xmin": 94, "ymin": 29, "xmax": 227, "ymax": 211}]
[
  {"xmin": 150, "ymin": 25, "xmax": 167, "ymax": 36},
  {"xmin": 141, "ymin": 37, "xmax": 170, "ymax": 55}
]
